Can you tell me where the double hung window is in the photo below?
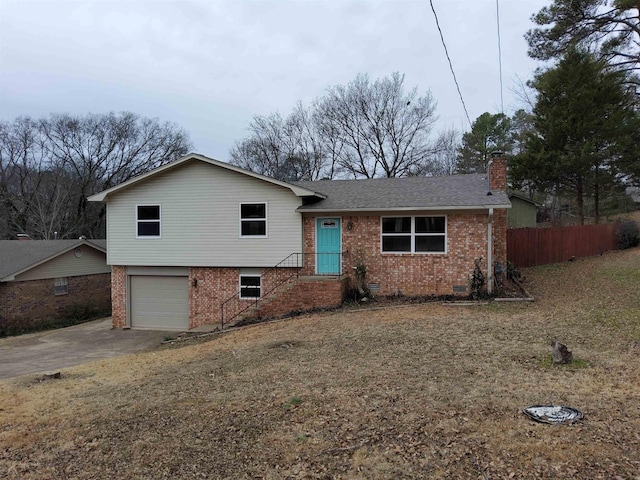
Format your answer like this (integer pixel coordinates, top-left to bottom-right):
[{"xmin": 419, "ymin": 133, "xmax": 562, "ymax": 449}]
[
  {"xmin": 239, "ymin": 275, "xmax": 261, "ymax": 299},
  {"xmin": 54, "ymin": 277, "xmax": 69, "ymax": 295},
  {"xmin": 240, "ymin": 203, "xmax": 267, "ymax": 237},
  {"xmin": 137, "ymin": 205, "xmax": 161, "ymax": 238}
]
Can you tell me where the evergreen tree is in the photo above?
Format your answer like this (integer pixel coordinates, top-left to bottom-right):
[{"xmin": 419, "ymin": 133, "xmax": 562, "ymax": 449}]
[
  {"xmin": 456, "ymin": 112, "xmax": 513, "ymax": 173},
  {"xmin": 526, "ymin": 0, "xmax": 640, "ymax": 83},
  {"xmin": 511, "ymin": 48, "xmax": 640, "ymax": 223}
]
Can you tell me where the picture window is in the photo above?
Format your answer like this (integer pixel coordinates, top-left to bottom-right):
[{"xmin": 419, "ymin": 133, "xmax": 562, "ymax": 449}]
[{"xmin": 381, "ymin": 216, "xmax": 446, "ymax": 253}]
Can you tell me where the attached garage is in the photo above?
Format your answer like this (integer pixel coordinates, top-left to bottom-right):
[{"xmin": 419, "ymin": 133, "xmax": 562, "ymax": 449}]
[{"xmin": 129, "ymin": 274, "xmax": 189, "ymax": 330}]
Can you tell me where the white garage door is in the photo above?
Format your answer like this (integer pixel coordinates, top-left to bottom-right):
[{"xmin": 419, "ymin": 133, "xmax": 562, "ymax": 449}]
[{"xmin": 130, "ymin": 275, "xmax": 189, "ymax": 330}]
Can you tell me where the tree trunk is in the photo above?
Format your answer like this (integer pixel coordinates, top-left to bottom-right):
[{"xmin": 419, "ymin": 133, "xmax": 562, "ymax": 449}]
[
  {"xmin": 594, "ymin": 181, "xmax": 600, "ymax": 224},
  {"xmin": 594, "ymin": 165, "xmax": 600, "ymax": 224},
  {"xmin": 576, "ymin": 179, "xmax": 585, "ymax": 225}
]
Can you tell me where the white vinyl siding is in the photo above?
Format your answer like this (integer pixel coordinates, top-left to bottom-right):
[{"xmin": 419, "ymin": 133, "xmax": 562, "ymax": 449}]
[
  {"xmin": 106, "ymin": 160, "xmax": 303, "ymax": 267},
  {"xmin": 14, "ymin": 246, "xmax": 109, "ymax": 281}
]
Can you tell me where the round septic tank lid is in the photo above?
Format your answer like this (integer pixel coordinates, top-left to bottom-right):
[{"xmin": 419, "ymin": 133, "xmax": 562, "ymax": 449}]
[{"xmin": 523, "ymin": 405, "xmax": 583, "ymax": 424}]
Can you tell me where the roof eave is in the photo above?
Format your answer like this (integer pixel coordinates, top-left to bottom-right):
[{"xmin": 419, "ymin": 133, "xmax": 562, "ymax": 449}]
[
  {"xmin": 297, "ymin": 204, "xmax": 512, "ymax": 213},
  {"xmin": 88, "ymin": 153, "xmax": 324, "ymax": 202}
]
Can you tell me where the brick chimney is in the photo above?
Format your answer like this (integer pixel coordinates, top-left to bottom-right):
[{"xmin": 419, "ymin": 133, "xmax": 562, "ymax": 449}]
[{"xmin": 488, "ymin": 151, "xmax": 507, "ymax": 192}]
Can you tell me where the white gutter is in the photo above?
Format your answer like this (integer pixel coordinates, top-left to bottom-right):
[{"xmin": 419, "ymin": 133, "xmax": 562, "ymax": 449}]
[
  {"xmin": 296, "ymin": 204, "xmax": 511, "ymax": 213},
  {"xmin": 487, "ymin": 208, "xmax": 494, "ymax": 295}
]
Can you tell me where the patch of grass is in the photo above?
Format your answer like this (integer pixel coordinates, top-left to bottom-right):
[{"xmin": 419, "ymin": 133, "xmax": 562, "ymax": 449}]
[
  {"xmin": 283, "ymin": 396, "xmax": 302, "ymax": 411},
  {"xmin": 536, "ymin": 356, "xmax": 591, "ymax": 369},
  {"xmin": 602, "ymin": 263, "xmax": 640, "ymax": 285},
  {"xmin": 1, "ymin": 248, "xmax": 640, "ymax": 479}
]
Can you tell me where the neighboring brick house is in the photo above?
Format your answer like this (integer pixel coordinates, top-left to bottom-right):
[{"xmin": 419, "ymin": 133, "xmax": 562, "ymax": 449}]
[
  {"xmin": 0, "ymin": 239, "xmax": 111, "ymax": 334},
  {"xmin": 89, "ymin": 153, "xmax": 510, "ymax": 331}
]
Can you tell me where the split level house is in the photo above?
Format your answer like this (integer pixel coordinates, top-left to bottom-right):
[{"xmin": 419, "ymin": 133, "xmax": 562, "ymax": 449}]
[{"xmin": 88, "ymin": 153, "xmax": 510, "ymax": 331}]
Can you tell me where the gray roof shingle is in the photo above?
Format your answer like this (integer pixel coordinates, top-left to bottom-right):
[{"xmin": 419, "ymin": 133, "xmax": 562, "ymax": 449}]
[
  {"xmin": 294, "ymin": 174, "xmax": 511, "ymax": 212},
  {"xmin": 0, "ymin": 239, "xmax": 106, "ymax": 281}
]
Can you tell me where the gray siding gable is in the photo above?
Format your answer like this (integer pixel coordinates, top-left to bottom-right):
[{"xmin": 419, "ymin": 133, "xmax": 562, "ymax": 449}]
[
  {"xmin": 105, "ymin": 160, "xmax": 304, "ymax": 267},
  {"xmin": 0, "ymin": 240, "xmax": 107, "ymax": 282}
]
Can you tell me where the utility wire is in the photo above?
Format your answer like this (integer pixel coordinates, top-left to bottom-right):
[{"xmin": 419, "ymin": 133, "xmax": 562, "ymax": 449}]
[
  {"xmin": 496, "ymin": 0, "xmax": 504, "ymax": 114},
  {"xmin": 429, "ymin": 0, "xmax": 472, "ymax": 129}
]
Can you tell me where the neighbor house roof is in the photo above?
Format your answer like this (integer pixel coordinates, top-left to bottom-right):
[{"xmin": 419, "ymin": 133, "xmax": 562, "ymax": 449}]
[
  {"xmin": 87, "ymin": 153, "xmax": 326, "ymax": 202},
  {"xmin": 294, "ymin": 174, "xmax": 511, "ymax": 212},
  {"xmin": 508, "ymin": 191, "xmax": 542, "ymax": 206},
  {"xmin": 0, "ymin": 239, "xmax": 106, "ymax": 282}
]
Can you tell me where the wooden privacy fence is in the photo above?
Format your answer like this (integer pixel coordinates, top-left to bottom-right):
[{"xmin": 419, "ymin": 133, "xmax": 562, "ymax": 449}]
[{"xmin": 507, "ymin": 223, "xmax": 619, "ymax": 268}]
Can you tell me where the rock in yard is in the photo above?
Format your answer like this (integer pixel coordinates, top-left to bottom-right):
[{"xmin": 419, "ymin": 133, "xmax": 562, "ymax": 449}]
[
  {"xmin": 552, "ymin": 339, "xmax": 573, "ymax": 364},
  {"xmin": 40, "ymin": 371, "xmax": 61, "ymax": 381}
]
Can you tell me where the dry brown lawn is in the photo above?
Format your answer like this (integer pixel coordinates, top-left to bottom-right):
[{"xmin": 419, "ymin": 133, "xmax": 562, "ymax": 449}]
[{"xmin": 1, "ymin": 248, "xmax": 640, "ymax": 479}]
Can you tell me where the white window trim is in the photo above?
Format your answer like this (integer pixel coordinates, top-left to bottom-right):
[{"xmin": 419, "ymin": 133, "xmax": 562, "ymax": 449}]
[
  {"xmin": 54, "ymin": 277, "xmax": 69, "ymax": 296},
  {"xmin": 380, "ymin": 215, "xmax": 447, "ymax": 254},
  {"xmin": 136, "ymin": 204, "xmax": 162, "ymax": 239},
  {"xmin": 239, "ymin": 202, "xmax": 268, "ymax": 238},
  {"xmin": 239, "ymin": 274, "xmax": 262, "ymax": 300}
]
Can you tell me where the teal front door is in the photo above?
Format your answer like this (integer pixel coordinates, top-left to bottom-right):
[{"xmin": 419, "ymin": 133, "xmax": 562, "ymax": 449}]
[{"xmin": 316, "ymin": 218, "xmax": 341, "ymax": 274}]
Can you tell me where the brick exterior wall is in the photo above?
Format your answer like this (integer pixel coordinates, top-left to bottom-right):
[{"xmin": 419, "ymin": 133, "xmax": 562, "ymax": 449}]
[
  {"xmin": 303, "ymin": 212, "xmax": 508, "ymax": 297},
  {"xmin": 111, "ymin": 266, "xmax": 126, "ymax": 328},
  {"xmin": 190, "ymin": 267, "xmax": 238, "ymax": 328},
  {"xmin": 189, "ymin": 266, "xmax": 340, "ymax": 329},
  {"xmin": 110, "ymin": 265, "xmax": 348, "ymax": 330},
  {"xmin": 248, "ymin": 276, "xmax": 349, "ymax": 321},
  {"xmin": 0, "ymin": 273, "xmax": 111, "ymax": 334},
  {"xmin": 490, "ymin": 156, "xmax": 508, "ymax": 191},
  {"xmin": 493, "ymin": 209, "xmax": 508, "ymax": 269}
]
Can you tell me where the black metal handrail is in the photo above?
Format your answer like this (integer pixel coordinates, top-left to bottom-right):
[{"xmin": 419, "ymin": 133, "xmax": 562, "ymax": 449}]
[{"xmin": 219, "ymin": 251, "xmax": 347, "ymax": 329}]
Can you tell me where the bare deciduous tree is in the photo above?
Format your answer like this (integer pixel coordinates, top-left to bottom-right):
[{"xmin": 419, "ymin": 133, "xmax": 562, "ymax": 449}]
[
  {"xmin": 230, "ymin": 72, "xmax": 442, "ymax": 180},
  {"xmin": 316, "ymin": 72, "xmax": 438, "ymax": 178},
  {"xmin": 0, "ymin": 112, "xmax": 191, "ymax": 239}
]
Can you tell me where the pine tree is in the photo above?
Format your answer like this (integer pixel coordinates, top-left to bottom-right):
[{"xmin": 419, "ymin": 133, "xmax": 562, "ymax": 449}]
[{"xmin": 512, "ymin": 48, "xmax": 640, "ymax": 223}]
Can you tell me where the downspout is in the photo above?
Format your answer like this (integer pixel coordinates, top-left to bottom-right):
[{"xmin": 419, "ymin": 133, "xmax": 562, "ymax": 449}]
[{"xmin": 487, "ymin": 208, "xmax": 494, "ymax": 295}]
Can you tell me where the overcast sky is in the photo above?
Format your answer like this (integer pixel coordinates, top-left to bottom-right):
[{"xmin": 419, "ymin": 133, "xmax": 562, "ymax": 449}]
[{"xmin": 0, "ymin": 0, "xmax": 548, "ymax": 160}]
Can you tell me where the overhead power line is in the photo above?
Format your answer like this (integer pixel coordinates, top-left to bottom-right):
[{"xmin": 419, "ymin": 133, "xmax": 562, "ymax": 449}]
[
  {"xmin": 429, "ymin": 0, "xmax": 472, "ymax": 129},
  {"xmin": 496, "ymin": 0, "xmax": 504, "ymax": 114}
]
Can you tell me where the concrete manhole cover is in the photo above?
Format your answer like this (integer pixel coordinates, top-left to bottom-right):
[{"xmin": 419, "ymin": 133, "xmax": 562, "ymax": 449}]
[{"xmin": 523, "ymin": 405, "xmax": 583, "ymax": 424}]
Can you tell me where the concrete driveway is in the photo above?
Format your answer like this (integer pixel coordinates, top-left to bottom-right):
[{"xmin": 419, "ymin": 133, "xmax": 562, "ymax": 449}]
[{"xmin": 0, "ymin": 318, "xmax": 177, "ymax": 380}]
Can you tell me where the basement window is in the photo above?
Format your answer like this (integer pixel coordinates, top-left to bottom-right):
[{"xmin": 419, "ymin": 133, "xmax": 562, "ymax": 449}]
[
  {"xmin": 54, "ymin": 277, "xmax": 68, "ymax": 295},
  {"xmin": 136, "ymin": 205, "xmax": 161, "ymax": 238},
  {"xmin": 239, "ymin": 275, "xmax": 261, "ymax": 299}
]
